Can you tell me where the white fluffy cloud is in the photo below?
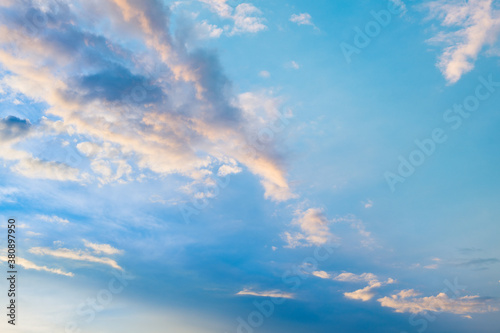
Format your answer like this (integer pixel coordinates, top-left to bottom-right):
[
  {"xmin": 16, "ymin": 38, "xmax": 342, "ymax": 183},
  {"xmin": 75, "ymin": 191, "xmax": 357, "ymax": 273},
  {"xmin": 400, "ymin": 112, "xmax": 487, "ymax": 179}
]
[
  {"xmin": 76, "ymin": 141, "xmax": 133, "ymax": 185},
  {"xmin": 232, "ymin": 3, "xmax": 267, "ymax": 34},
  {"xmin": 426, "ymin": 0, "xmax": 500, "ymax": 83},
  {"xmin": 198, "ymin": 0, "xmax": 233, "ymax": 18},
  {"xmin": 197, "ymin": 0, "xmax": 266, "ymax": 35},
  {"xmin": 193, "ymin": 20, "xmax": 224, "ymax": 39},
  {"xmin": 217, "ymin": 163, "xmax": 242, "ymax": 177},
  {"xmin": 284, "ymin": 208, "xmax": 336, "ymax": 248},
  {"xmin": 290, "ymin": 13, "xmax": 314, "ymax": 26}
]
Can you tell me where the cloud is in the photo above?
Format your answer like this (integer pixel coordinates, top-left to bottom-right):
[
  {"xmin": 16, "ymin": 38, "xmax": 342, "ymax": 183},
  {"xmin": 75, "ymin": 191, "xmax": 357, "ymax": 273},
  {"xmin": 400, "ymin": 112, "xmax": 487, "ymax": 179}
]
[
  {"xmin": 344, "ymin": 285, "xmax": 382, "ymax": 301},
  {"xmin": 37, "ymin": 214, "xmax": 70, "ymax": 224},
  {"xmin": 12, "ymin": 158, "xmax": 81, "ymax": 181},
  {"xmin": 0, "ymin": 187, "xmax": 19, "ymax": 203},
  {"xmin": 83, "ymin": 239, "xmax": 124, "ymax": 255},
  {"xmin": 425, "ymin": 0, "xmax": 500, "ymax": 83},
  {"xmin": 378, "ymin": 289, "xmax": 499, "ymax": 315},
  {"xmin": 0, "ymin": 116, "xmax": 82, "ymax": 181},
  {"xmin": 198, "ymin": 0, "xmax": 233, "ymax": 18},
  {"xmin": 283, "ymin": 211, "xmax": 375, "ymax": 248},
  {"xmin": 193, "ymin": 20, "xmax": 224, "ymax": 39},
  {"xmin": 0, "ymin": 0, "xmax": 293, "ymax": 202},
  {"xmin": 333, "ymin": 272, "xmax": 379, "ymax": 284},
  {"xmin": 363, "ymin": 199, "xmax": 373, "ymax": 209},
  {"xmin": 197, "ymin": 0, "xmax": 266, "ymax": 35},
  {"xmin": 457, "ymin": 258, "xmax": 500, "ymax": 267},
  {"xmin": 312, "ymin": 270, "xmax": 331, "ymax": 279},
  {"xmin": 259, "ymin": 70, "xmax": 270, "ymax": 78},
  {"xmin": 459, "ymin": 247, "xmax": 482, "ymax": 254},
  {"xmin": 76, "ymin": 141, "xmax": 132, "ymax": 185},
  {"xmin": 236, "ymin": 288, "xmax": 294, "ymax": 299},
  {"xmin": 283, "ymin": 208, "xmax": 336, "ymax": 248},
  {"xmin": 332, "ymin": 215, "xmax": 375, "ymax": 248},
  {"xmin": 29, "ymin": 247, "xmax": 122, "ymax": 270},
  {"xmin": 390, "ymin": 0, "xmax": 407, "ymax": 15},
  {"xmin": 0, "ymin": 255, "xmax": 73, "ymax": 277},
  {"xmin": 334, "ymin": 272, "xmax": 395, "ymax": 302},
  {"xmin": 232, "ymin": 4, "xmax": 267, "ymax": 34},
  {"xmin": 290, "ymin": 13, "xmax": 314, "ymax": 26},
  {"xmin": 0, "ymin": 116, "xmax": 30, "ymax": 142},
  {"xmin": 286, "ymin": 61, "xmax": 300, "ymax": 70},
  {"xmin": 217, "ymin": 163, "xmax": 242, "ymax": 177}
]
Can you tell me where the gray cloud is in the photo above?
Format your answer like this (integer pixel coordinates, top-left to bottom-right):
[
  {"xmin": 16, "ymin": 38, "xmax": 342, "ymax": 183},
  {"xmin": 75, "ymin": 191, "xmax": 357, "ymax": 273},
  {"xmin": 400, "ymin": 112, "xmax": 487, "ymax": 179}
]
[
  {"xmin": 457, "ymin": 258, "xmax": 500, "ymax": 267},
  {"xmin": 0, "ymin": 116, "xmax": 31, "ymax": 142}
]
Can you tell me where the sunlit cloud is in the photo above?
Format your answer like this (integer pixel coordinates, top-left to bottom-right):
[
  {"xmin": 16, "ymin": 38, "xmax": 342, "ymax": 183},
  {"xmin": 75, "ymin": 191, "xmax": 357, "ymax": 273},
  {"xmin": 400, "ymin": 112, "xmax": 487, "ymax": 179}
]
[
  {"xmin": 0, "ymin": 0, "xmax": 293, "ymax": 202},
  {"xmin": 29, "ymin": 247, "xmax": 122, "ymax": 270},
  {"xmin": 0, "ymin": 254, "xmax": 73, "ymax": 277},
  {"xmin": 334, "ymin": 272, "xmax": 395, "ymax": 302},
  {"xmin": 312, "ymin": 270, "xmax": 331, "ymax": 279},
  {"xmin": 83, "ymin": 239, "xmax": 124, "ymax": 255},
  {"xmin": 425, "ymin": 0, "xmax": 500, "ymax": 83},
  {"xmin": 378, "ymin": 289, "xmax": 499, "ymax": 315},
  {"xmin": 283, "ymin": 208, "xmax": 337, "ymax": 248}
]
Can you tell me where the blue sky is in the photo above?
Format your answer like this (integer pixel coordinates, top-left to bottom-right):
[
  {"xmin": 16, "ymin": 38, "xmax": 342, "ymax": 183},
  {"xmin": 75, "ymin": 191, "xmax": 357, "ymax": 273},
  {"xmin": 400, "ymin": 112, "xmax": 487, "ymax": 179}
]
[{"xmin": 1, "ymin": 0, "xmax": 500, "ymax": 332}]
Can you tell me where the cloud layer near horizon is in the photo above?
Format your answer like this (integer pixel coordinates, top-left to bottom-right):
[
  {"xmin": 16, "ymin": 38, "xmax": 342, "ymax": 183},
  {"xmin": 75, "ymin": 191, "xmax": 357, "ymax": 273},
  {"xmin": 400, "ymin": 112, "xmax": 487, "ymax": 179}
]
[{"xmin": 378, "ymin": 289, "xmax": 499, "ymax": 315}]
